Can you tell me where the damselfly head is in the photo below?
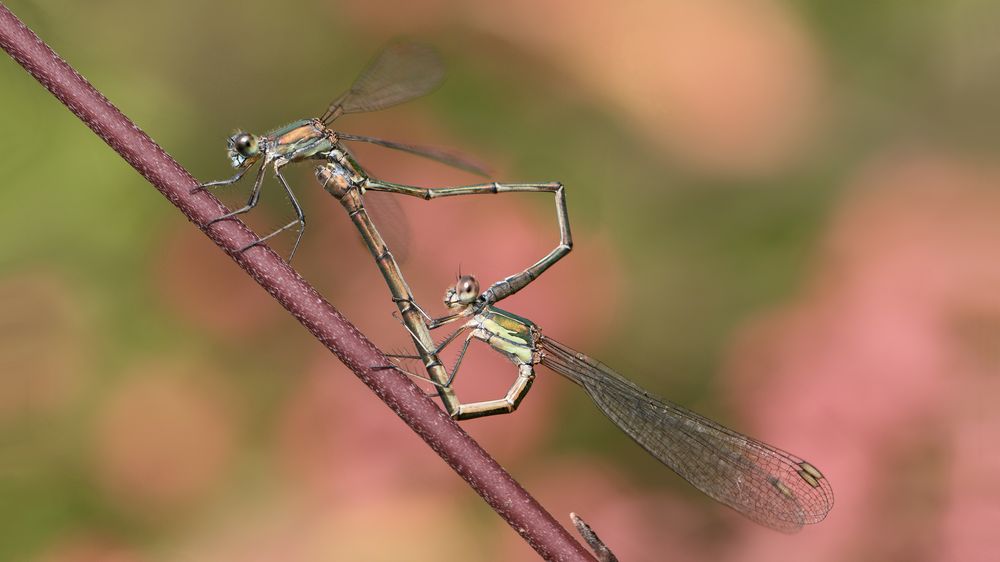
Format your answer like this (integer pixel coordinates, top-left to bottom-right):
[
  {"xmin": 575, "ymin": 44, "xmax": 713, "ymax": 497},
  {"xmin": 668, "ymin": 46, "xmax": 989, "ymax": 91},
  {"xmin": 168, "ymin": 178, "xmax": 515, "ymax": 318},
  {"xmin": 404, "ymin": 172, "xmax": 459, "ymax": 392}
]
[
  {"xmin": 226, "ymin": 131, "xmax": 261, "ymax": 168},
  {"xmin": 444, "ymin": 275, "xmax": 479, "ymax": 309}
]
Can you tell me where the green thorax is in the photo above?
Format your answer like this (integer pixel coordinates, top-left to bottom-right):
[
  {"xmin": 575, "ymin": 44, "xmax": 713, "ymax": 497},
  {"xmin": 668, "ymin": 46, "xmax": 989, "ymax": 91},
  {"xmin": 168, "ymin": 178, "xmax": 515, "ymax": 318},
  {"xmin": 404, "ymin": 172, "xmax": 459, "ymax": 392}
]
[
  {"xmin": 266, "ymin": 118, "xmax": 335, "ymax": 161},
  {"xmin": 267, "ymin": 118, "xmax": 315, "ymax": 138},
  {"xmin": 486, "ymin": 306, "xmax": 536, "ymax": 331},
  {"xmin": 478, "ymin": 306, "xmax": 537, "ymax": 351}
]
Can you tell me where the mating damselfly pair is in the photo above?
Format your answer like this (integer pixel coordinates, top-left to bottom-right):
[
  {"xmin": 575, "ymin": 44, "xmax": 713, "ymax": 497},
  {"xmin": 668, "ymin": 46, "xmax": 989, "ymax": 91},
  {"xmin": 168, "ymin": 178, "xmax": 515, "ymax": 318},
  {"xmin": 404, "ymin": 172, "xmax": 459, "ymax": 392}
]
[{"xmin": 196, "ymin": 40, "xmax": 833, "ymax": 532}]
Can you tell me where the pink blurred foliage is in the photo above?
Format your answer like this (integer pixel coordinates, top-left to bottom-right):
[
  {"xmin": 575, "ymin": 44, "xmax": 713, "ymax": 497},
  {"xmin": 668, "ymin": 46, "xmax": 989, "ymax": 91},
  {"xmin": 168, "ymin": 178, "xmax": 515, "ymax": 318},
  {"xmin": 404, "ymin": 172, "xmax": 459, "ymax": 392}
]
[
  {"xmin": 719, "ymin": 148, "xmax": 1000, "ymax": 561},
  {"xmin": 0, "ymin": 271, "xmax": 88, "ymax": 424},
  {"xmin": 275, "ymin": 356, "xmax": 461, "ymax": 503},
  {"xmin": 339, "ymin": 0, "xmax": 826, "ymax": 176},
  {"xmin": 500, "ymin": 458, "xmax": 711, "ymax": 562},
  {"xmin": 942, "ymin": 368, "xmax": 1000, "ymax": 562},
  {"xmin": 93, "ymin": 361, "xmax": 239, "ymax": 518}
]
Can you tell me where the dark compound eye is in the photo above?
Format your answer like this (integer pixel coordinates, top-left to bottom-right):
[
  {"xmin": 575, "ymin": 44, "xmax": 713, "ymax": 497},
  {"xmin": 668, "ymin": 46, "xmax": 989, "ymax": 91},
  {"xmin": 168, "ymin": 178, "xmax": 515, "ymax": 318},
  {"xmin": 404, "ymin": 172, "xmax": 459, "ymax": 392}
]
[
  {"xmin": 458, "ymin": 276, "xmax": 479, "ymax": 296},
  {"xmin": 234, "ymin": 134, "xmax": 256, "ymax": 156}
]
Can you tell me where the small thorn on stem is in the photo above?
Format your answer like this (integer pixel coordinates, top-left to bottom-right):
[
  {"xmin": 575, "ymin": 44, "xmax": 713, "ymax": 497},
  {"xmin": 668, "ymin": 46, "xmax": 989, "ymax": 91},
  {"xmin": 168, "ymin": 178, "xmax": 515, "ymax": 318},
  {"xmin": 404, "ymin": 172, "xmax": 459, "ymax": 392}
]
[{"xmin": 570, "ymin": 513, "xmax": 618, "ymax": 562}]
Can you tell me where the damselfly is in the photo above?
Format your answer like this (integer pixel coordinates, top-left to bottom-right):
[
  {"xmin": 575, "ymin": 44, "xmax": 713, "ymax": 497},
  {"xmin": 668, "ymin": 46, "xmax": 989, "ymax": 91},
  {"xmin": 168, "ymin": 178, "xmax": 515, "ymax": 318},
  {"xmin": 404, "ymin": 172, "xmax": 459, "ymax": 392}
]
[
  {"xmin": 195, "ymin": 40, "xmax": 570, "ymax": 278},
  {"xmin": 195, "ymin": 40, "xmax": 574, "ymax": 399},
  {"xmin": 390, "ymin": 275, "xmax": 834, "ymax": 532}
]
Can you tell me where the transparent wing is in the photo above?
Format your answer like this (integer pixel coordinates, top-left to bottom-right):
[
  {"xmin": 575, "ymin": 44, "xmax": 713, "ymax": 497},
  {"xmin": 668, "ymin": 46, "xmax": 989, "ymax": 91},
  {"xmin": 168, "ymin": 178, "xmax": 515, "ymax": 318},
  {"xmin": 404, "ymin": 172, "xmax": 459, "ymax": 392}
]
[
  {"xmin": 322, "ymin": 41, "xmax": 445, "ymax": 124},
  {"xmin": 364, "ymin": 189, "xmax": 412, "ymax": 264},
  {"xmin": 339, "ymin": 133, "xmax": 491, "ymax": 177},
  {"xmin": 538, "ymin": 336, "xmax": 834, "ymax": 532}
]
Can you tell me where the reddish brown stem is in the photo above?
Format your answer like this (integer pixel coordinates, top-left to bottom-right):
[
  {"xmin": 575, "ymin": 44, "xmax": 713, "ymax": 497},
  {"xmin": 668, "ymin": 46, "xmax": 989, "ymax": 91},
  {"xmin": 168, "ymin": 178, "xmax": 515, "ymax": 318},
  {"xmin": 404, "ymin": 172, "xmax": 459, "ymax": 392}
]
[{"xmin": 0, "ymin": 5, "xmax": 595, "ymax": 561}]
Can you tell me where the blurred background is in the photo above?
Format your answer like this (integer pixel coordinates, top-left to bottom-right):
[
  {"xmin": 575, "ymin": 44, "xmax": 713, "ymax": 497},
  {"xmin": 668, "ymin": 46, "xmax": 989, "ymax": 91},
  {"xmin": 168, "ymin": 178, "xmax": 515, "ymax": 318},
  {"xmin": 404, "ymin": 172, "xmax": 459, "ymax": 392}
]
[{"xmin": 2, "ymin": 0, "xmax": 1000, "ymax": 560}]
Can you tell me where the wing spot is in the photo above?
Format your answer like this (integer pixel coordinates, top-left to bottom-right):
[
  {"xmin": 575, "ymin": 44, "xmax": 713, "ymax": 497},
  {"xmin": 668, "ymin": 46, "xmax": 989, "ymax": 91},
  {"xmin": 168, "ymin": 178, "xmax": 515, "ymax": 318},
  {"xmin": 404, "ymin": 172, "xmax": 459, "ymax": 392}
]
[{"xmin": 797, "ymin": 461, "xmax": 823, "ymax": 488}]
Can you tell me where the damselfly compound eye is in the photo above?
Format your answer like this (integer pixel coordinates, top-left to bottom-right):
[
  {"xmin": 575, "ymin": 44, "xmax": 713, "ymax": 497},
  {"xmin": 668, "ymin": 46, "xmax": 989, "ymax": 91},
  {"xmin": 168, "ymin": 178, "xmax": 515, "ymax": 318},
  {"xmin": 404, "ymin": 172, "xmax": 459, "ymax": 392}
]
[
  {"xmin": 234, "ymin": 133, "xmax": 256, "ymax": 156},
  {"xmin": 457, "ymin": 275, "xmax": 479, "ymax": 302}
]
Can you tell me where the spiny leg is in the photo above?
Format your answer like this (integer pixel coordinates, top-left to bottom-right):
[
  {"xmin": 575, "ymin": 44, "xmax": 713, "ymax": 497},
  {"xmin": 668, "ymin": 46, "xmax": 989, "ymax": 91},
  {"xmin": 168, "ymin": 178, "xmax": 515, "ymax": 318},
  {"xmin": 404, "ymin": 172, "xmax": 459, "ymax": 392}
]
[
  {"xmin": 443, "ymin": 334, "xmax": 474, "ymax": 387},
  {"xmin": 386, "ymin": 309, "xmax": 432, "ymax": 361},
  {"xmin": 206, "ymin": 162, "xmax": 268, "ymax": 226},
  {"xmin": 427, "ymin": 311, "xmax": 469, "ymax": 330},
  {"xmin": 370, "ymin": 363, "xmax": 449, "ymax": 390},
  {"xmin": 388, "ymin": 332, "xmax": 474, "ymax": 388},
  {"xmin": 388, "ymin": 321, "xmax": 471, "ymax": 359},
  {"xmin": 239, "ymin": 162, "xmax": 306, "ymax": 261},
  {"xmin": 371, "ymin": 329, "xmax": 469, "ymax": 395},
  {"xmin": 366, "ymin": 179, "xmax": 573, "ymax": 307},
  {"xmin": 191, "ymin": 165, "xmax": 254, "ymax": 193}
]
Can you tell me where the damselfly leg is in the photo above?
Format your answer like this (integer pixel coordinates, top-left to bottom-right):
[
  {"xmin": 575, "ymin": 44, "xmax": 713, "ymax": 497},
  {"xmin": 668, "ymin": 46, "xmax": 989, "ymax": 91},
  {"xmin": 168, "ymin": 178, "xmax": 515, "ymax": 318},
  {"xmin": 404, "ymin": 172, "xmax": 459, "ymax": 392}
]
[
  {"xmin": 204, "ymin": 162, "xmax": 267, "ymax": 226},
  {"xmin": 236, "ymin": 162, "xmax": 307, "ymax": 260},
  {"xmin": 366, "ymin": 178, "xmax": 572, "ymax": 309}
]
